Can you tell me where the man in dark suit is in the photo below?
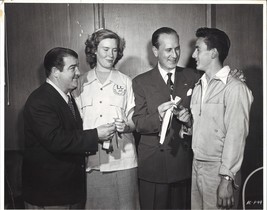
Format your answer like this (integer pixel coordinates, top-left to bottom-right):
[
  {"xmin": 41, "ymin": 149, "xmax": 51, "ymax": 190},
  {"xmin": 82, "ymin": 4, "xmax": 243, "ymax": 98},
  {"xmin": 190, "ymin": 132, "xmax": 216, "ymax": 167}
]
[
  {"xmin": 132, "ymin": 27, "xmax": 199, "ymax": 209},
  {"xmin": 22, "ymin": 47, "xmax": 116, "ymax": 209}
]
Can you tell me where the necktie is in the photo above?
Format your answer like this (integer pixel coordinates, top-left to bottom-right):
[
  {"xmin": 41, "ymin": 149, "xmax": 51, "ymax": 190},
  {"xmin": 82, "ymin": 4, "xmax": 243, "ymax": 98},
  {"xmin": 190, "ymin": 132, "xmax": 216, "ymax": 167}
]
[
  {"xmin": 167, "ymin": 73, "xmax": 174, "ymax": 95},
  {"xmin": 67, "ymin": 95, "xmax": 76, "ymax": 119}
]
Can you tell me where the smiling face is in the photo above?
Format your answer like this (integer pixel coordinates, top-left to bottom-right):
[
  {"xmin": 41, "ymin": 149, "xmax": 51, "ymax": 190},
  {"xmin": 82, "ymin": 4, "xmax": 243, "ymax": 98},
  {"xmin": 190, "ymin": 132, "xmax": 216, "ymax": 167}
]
[
  {"xmin": 153, "ymin": 33, "xmax": 180, "ymax": 71},
  {"xmin": 192, "ymin": 37, "xmax": 213, "ymax": 72},
  {"xmin": 96, "ymin": 38, "xmax": 118, "ymax": 70},
  {"xmin": 57, "ymin": 55, "xmax": 80, "ymax": 93}
]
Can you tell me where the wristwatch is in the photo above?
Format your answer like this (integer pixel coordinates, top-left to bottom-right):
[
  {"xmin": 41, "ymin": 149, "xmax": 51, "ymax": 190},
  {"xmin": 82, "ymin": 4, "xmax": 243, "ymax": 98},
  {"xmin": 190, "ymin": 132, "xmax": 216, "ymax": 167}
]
[{"xmin": 221, "ymin": 175, "xmax": 233, "ymax": 181}]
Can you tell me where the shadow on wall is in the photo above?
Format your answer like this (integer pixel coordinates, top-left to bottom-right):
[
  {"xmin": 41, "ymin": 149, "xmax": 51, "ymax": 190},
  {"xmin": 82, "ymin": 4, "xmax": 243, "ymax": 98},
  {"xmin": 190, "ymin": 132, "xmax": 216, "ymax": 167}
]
[
  {"xmin": 5, "ymin": 109, "xmax": 25, "ymax": 209},
  {"xmin": 241, "ymin": 167, "xmax": 263, "ymax": 209},
  {"xmin": 13, "ymin": 63, "xmax": 45, "ymax": 149},
  {"xmin": 239, "ymin": 65, "xmax": 263, "ymax": 209},
  {"xmin": 118, "ymin": 40, "xmax": 157, "ymax": 79},
  {"xmin": 242, "ymin": 65, "xmax": 263, "ymax": 172},
  {"xmin": 185, "ymin": 40, "xmax": 197, "ymax": 70},
  {"xmin": 146, "ymin": 41, "xmax": 157, "ymax": 68},
  {"xmin": 5, "ymin": 150, "xmax": 25, "ymax": 209},
  {"xmin": 38, "ymin": 63, "xmax": 47, "ymax": 85},
  {"xmin": 119, "ymin": 39, "xmax": 199, "ymax": 79},
  {"xmin": 5, "ymin": 63, "xmax": 46, "ymax": 209},
  {"xmin": 13, "ymin": 109, "xmax": 25, "ymax": 150},
  {"xmin": 118, "ymin": 56, "xmax": 146, "ymax": 79},
  {"xmin": 243, "ymin": 65, "xmax": 263, "ymax": 118}
]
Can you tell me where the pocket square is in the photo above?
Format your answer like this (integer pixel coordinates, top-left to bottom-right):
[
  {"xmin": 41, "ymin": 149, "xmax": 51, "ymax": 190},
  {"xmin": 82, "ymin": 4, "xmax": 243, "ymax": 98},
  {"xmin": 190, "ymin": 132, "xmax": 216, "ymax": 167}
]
[{"xmin": 187, "ymin": 88, "xmax": 192, "ymax": 96}]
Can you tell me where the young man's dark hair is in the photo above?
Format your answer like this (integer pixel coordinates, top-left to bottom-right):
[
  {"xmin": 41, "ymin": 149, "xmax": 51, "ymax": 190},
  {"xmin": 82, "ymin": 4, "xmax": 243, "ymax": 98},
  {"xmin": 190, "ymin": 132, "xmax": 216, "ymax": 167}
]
[{"xmin": 195, "ymin": 27, "xmax": 230, "ymax": 63}]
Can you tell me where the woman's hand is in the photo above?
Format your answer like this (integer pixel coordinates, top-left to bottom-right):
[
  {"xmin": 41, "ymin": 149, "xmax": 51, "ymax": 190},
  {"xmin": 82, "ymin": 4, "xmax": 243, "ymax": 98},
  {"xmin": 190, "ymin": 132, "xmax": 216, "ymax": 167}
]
[{"xmin": 114, "ymin": 118, "xmax": 130, "ymax": 133}]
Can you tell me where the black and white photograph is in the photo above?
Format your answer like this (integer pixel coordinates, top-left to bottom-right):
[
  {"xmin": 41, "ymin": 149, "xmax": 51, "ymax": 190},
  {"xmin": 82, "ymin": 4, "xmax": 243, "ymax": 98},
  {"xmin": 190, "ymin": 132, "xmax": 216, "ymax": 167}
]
[{"xmin": 1, "ymin": 0, "xmax": 265, "ymax": 209}]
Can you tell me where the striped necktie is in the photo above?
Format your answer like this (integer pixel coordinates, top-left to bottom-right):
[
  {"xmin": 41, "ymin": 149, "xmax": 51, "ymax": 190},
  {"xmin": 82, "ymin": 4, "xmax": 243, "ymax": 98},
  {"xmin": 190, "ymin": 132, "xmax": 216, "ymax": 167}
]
[
  {"xmin": 167, "ymin": 73, "xmax": 174, "ymax": 95},
  {"xmin": 67, "ymin": 95, "xmax": 76, "ymax": 119}
]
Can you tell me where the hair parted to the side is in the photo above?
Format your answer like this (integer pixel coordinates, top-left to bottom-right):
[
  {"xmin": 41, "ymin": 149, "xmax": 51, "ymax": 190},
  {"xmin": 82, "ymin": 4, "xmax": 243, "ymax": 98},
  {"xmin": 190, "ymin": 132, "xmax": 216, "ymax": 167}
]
[
  {"xmin": 152, "ymin": 27, "xmax": 179, "ymax": 49},
  {"xmin": 195, "ymin": 27, "xmax": 230, "ymax": 63},
  {"xmin": 44, "ymin": 47, "xmax": 78, "ymax": 77},
  {"xmin": 85, "ymin": 28, "xmax": 125, "ymax": 69}
]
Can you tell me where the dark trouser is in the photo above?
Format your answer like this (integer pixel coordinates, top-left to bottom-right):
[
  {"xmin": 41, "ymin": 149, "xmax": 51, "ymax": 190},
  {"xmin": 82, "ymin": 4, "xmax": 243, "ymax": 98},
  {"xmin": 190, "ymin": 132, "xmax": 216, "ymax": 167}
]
[
  {"xmin": 139, "ymin": 178, "xmax": 191, "ymax": 209},
  {"xmin": 24, "ymin": 201, "xmax": 85, "ymax": 209}
]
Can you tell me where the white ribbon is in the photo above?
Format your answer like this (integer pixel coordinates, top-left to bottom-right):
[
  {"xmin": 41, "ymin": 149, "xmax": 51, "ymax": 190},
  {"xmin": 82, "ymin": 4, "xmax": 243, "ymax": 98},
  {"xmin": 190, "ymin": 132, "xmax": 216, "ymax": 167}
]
[{"xmin": 159, "ymin": 96, "xmax": 181, "ymax": 144}]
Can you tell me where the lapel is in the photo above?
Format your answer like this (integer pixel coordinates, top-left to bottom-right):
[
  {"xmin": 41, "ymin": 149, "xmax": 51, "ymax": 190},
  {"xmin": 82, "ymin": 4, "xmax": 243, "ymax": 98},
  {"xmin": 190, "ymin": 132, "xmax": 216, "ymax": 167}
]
[
  {"xmin": 44, "ymin": 83, "xmax": 82, "ymax": 127},
  {"xmin": 149, "ymin": 66, "xmax": 189, "ymax": 101},
  {"xmin": 172, "ymin": 67, "xmax": 189, "ymax": 101},
  {"xmin": 150, "ymin": 66, "xmax": 172, "ymax": 100}
]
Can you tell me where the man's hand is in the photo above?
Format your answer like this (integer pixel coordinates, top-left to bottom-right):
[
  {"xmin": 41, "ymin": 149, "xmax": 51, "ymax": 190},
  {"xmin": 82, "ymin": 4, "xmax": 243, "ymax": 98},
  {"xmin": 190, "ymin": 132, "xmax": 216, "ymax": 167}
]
[
  {"xmin": 173, "ymin": 105, "xmax": 192, "ymax": 127},
  {"xmin": 114, "ymin": 118, "xmax": 130, "ymax": 133},
  {"xmin": 96, "ymin": 123, "xmax": 116, "ymax": 142},
  {"xmin": 217, "ymin": 178, "xmax": 234, "ymax": 209},
  {"xmin": 229, "ymin": 68, "xmax": 246, "ymax": 82},
  {"xmin": 158, "ymin": 101, "xmax": 176, "ymax": 120}
]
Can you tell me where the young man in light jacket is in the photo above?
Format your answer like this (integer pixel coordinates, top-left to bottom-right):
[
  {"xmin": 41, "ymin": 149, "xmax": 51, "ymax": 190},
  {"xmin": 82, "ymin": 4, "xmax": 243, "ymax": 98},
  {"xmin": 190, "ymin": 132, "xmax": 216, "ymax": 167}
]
[{"xmin": 190, "ymin": 27, "xmax": 253, "ymax": 209}]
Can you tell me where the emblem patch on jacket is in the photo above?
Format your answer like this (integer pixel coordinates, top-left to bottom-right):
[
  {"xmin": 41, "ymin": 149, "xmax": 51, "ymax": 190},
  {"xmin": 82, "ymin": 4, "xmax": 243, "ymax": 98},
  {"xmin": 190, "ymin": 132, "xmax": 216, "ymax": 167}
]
[{"xmin": 113, "ymin": 84, "xmax": 126, "ymax": 96}]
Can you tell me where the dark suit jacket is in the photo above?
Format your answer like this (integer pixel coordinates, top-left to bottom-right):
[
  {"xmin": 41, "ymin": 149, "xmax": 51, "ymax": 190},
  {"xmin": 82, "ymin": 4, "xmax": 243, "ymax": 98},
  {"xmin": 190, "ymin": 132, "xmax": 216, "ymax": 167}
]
[
  {"xmin": 132, "ymin": 66, "xmax": 199, "ymax": 183},
  {"xmin": 22, "ymin": 82, "xmax": 98, "ymax": 206}
]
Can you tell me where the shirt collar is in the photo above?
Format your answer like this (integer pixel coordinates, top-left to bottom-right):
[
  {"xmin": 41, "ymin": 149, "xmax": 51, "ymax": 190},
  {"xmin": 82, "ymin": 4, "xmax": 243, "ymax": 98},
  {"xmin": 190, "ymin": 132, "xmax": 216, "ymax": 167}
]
[
  {"xmin": 197, "ymin": 65, "xmax": 231, "ymax": 86},
  {"xmin": 83, "ymin": 68, "xmax": 124, "ymax": 86},
  {"xmin": 158, "ymin": 63, "xmax": 176, "ymax": 82},
  {"xmin": 84, "ymin": 69, "xmax": 97, "ymax": 84},
  {"xmin": 46, "ymin": 78, "xmax": 69, "ymax": 103},
  {"xmin": 215, "ymin": 65, "xmax": 231, "ymax": 84},
  {"xmin": 109, "ymin": 69, "xmax": 124, "ymax": 85}
]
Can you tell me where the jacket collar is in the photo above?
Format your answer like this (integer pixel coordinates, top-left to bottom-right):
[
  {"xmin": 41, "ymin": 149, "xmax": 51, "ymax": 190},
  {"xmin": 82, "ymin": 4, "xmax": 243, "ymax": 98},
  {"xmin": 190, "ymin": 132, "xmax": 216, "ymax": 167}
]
[
  {"xmin": 46, "ymin": 78, "xmax": 69, "ymax": 103},
  {"xmin": 195, "ymin": 65, "xmax": 231, "ymax": 86}
]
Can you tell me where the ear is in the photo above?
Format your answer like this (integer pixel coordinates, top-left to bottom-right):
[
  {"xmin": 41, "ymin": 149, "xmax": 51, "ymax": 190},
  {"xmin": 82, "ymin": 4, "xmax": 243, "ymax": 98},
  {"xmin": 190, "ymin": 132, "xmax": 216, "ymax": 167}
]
[
  {"xmin": 211, "ymin": 48, "xmax": 219, "ymax": 59},
  {"xmin": 152, "ymin": 46, "xmax": 159, "ymax": 58},
  {"xmin": 51, "ymin": 67, "xmax": 60, "ymax": 78}
]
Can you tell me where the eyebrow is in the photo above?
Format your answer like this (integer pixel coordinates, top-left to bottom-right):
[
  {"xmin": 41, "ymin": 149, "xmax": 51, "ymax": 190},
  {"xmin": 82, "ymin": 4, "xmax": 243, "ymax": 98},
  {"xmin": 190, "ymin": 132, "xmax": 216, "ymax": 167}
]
[
  {"xmin": 102, "ymin": 46, "xmax": 117, "ymax": 49},
  {"xmin": 69, "ymin": 64, "xmax": 78, "ymax": 68}
]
